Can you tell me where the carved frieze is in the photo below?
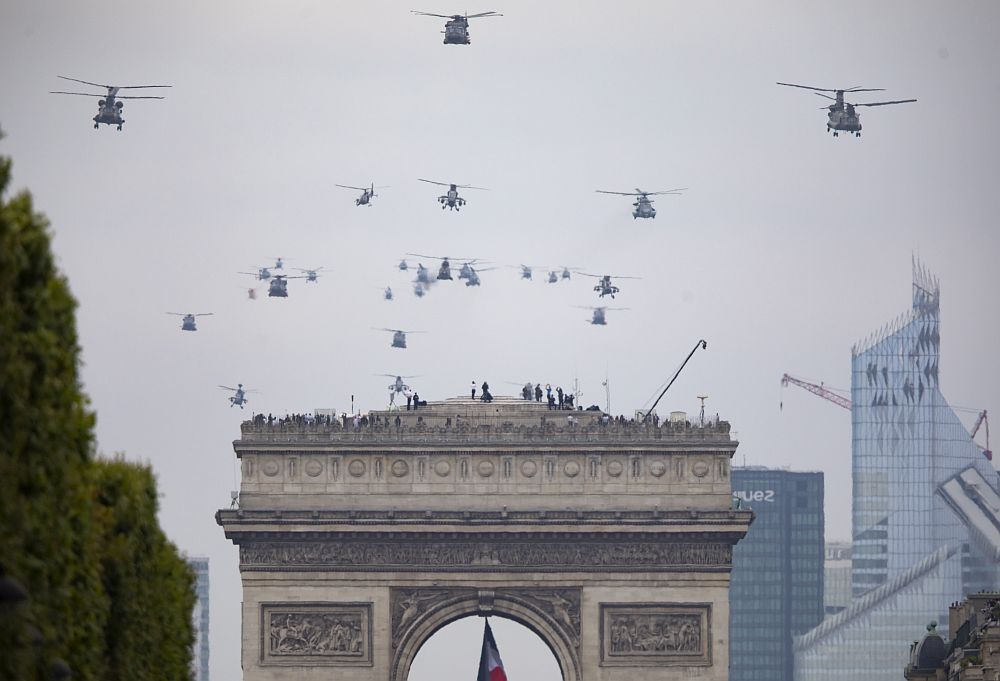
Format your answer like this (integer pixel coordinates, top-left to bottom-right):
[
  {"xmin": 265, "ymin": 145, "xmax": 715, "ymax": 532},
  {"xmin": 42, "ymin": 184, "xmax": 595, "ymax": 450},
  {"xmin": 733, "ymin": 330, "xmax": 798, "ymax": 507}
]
[
  {"xmin": 260, "ymin": 602, "xmax": 373, "ymax": 666},
  {"xmin": 241, "ymin": 540, "xmax": 732, "ymax": 572},
  {"xmin": 600, "ymin": 603, "xmax": 711, "ymax": 667},
  {"xmin": 390, "ymin": 587, "xmax": 581, "ymax": 650}
]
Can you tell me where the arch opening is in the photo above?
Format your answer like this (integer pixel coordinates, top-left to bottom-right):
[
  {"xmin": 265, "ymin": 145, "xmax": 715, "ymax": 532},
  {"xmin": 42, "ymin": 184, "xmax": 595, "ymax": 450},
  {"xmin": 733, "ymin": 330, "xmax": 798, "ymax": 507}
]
[
  {"xmin": 392, "ymin": 591, "xmax": 579, "ymax": 681},
  {"xmin": 406, "ymin": 615, "xmax": 563, "ymax": 681}
]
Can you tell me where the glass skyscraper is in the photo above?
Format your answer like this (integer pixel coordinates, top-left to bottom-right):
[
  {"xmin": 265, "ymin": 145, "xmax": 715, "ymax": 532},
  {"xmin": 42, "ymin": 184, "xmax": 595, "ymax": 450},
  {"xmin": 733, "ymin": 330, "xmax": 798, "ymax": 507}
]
[
  {"xmin": 730, "ymin": 467, "xmax": 825, "ymax": 681},
  {"xmin": 189, "ymin": 556, "xmax": 210, "ymax": 681},
  {"xmin": 794, "ymin": 260, "xmax": 999, "ymax": 681}
]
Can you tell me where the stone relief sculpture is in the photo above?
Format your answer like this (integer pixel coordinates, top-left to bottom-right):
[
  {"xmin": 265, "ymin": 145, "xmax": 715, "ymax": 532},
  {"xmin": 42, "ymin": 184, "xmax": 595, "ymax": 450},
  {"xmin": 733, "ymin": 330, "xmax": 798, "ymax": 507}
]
[
  {"xmin": 241, "ymin": 541, "xmax": 731, "ymax": 571},
  {"xmin": 600, "ymin": 604, "xmax": 710, "ymax": 666},
  {"xmin": 261, "ymin": 603, "xmax": 373, "ymax": 666},
  {"xmin": 608, "ymin": 613, "xmax": 700, "ymax": 654},
  {"xmin": 269, "ymin": 612, "xmax": 364, "ymax": 655},
  {"xmin": 518, "ymin": 589, "xmax": 581, "ymax": 647}
]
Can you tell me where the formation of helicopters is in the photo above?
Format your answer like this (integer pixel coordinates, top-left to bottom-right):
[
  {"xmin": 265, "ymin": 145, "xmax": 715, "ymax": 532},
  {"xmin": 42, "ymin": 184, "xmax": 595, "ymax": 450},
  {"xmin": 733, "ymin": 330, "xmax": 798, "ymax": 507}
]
[{"xmin": 85, "ymin": 12, "xmax": 922, "ymax": 406}]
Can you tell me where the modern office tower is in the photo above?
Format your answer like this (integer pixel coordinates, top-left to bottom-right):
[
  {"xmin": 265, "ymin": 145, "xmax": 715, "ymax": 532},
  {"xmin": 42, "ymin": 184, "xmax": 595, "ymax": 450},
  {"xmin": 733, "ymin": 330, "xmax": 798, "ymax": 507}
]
[
  {"xmin": 730, "ymin": 467, "xmax": 825, "ymax": 681},
  {"xmin": 824, "ymin": 543, "xmax": 852, "ymax": 617},
  {"xmin": 794, "ymin": 260, "xmax": 999, "ymax": 681},
  {"xmin": 189, "ymin": 556, "xmax": 210, "ymax": 681}
]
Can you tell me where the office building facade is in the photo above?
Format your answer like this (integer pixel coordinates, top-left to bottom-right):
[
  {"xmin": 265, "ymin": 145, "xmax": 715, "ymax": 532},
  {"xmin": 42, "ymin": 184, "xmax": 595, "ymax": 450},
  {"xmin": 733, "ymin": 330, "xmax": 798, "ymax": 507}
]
[
  {"xmin": 794, "ymin": 261, "xmax": 1000, "ymax": 681},
  {"xmin": 730, "ymin": 467, "xmax": 825, "ymax": 681},
  {"xmin": 189, "ymin": 556, "xmax": 210, "ymax": 681}
]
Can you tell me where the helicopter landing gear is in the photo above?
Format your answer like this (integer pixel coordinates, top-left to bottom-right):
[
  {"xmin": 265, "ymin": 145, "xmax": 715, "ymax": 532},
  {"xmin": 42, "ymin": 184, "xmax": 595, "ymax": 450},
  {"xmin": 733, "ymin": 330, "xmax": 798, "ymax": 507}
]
[
  {"xmin": 94, "ymin": 123, "xmax": 99, "ymax": 129},
  {"xmin": 117, "ymin": 125, "xmax": 122, "ymax": 131},
  {"xmin": 833, "ymin": 131, "xmax": 839, "ymax": 137},
  {"xmin": 855, "ymin": 132, "xmax": 861, "ymax": 137}
]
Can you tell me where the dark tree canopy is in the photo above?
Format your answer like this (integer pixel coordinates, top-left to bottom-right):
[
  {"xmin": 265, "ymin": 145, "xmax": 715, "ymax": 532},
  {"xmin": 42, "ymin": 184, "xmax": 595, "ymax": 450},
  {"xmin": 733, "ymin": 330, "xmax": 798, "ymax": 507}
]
[{"xmin": 0, "ymin": 141, "xmax": 195, "ymax": 681}]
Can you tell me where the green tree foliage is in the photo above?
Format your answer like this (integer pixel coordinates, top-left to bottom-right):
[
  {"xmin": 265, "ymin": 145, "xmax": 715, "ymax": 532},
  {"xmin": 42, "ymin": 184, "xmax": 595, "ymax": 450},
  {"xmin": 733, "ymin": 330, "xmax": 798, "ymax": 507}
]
[{"xmin": 0, "ymin": 141, "xmax": 195, "ymax": 681}]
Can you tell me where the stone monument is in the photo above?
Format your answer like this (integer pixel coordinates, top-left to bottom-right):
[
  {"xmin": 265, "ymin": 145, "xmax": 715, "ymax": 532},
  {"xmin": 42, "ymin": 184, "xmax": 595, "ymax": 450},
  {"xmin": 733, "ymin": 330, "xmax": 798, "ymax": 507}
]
[{"xmin": 217, "ymin": 396, "xmax": 752, "ymax": 680}]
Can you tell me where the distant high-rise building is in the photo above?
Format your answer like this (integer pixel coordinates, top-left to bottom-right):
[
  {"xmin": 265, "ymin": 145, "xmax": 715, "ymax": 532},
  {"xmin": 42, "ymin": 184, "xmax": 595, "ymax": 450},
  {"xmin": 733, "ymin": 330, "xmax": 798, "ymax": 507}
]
[
  {"xmin": 824, "ymin": 543, "xmax": 852, "ymax": 617},
  {"xmin": 730, "ymin": 467, "xmax": 825, "ymax": 681},
  {"xmin": 794, "ymin": 260, "xmax": 1000, "ymax": 681},
  {"xmin": 189, "ymin": 556, "xmax": 209, "ymax": 681}
]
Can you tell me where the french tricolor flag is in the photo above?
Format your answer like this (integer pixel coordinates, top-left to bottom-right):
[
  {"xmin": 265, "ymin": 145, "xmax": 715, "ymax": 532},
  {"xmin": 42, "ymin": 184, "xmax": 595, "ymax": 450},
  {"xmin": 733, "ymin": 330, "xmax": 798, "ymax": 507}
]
[{"xmin": 477, "ymin": 619, "xmax": 508, "ymax": 681}]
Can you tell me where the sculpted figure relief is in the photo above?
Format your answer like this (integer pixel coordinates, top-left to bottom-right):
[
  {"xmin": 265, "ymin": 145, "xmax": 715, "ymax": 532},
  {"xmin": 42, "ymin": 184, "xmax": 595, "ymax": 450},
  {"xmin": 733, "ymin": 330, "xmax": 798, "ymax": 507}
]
[
  {"xmin": 269, "ymin": 612, "xmax": 365, "ymax": 656},
  {"xmin": 241, "ymin": 541, "xmax": 731, "ymax": 570},
  {"xmin": 608, "ymin": 613, "xmax": 701, "ymax": 655}
]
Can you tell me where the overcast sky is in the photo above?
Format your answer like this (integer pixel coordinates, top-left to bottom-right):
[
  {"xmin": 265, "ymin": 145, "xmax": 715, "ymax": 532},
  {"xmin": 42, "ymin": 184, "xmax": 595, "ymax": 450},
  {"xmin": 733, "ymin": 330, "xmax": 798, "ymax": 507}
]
[{"xmin": 3, "ymin": 1, "xmax": 999, "ymax": 679}]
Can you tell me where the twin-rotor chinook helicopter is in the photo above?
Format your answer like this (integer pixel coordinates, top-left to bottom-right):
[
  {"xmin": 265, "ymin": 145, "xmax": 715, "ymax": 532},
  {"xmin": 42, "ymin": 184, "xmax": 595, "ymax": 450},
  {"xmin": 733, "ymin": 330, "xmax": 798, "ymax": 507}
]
[
  {"xmin": 50, "ymin": 76, "xmax": 170, "ymax": 130},
  {"xmin": 418, "ymin": 179, "xmax": 487, "ymax": 211},
  {"xmin": 411, "ymin": 10, "xmax": 502, "ymax": 45},
  {"xmin": 167, "ymin": 312, "xmax": 213, "ymax": 331},
  {"xmin": 596, "ymin": 188, "xmax": 686, "ymax": 219},
  {"xmin": 777, "ymin": 82, "xmax": 916, "ymax": 137}
]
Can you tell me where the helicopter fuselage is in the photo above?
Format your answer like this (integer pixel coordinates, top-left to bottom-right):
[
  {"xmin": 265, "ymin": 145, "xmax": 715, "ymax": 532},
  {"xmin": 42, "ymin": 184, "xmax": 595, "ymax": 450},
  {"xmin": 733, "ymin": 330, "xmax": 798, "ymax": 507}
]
[
  {"xmin": 437, "ymin": 261, "xmax": 452, "ymax": 280},
  {"xmin": 93, "ymin": 94, "xmax": 125, "ymax": 130},
  {"xmin": 181, "ymin": 315, "xmax": 197, "ymax": 331},
  {"xmin": 391, "ymin": 332, "xmax": 408, "ymax": 349},
  {"xmin": 827, "ymin": 106, "xmax": 862, "ymax": 135},
  {"xmin": 632, "ymin": 197, "xmax": 656, "ymax": 219},
  {"xmin": 443, "ymin": 18, "xmax": 471, "ymax": 44},
  {"xmin": 438, "ymin": 187, "xmax": 465, "ymax": 210},
  {"xmin": 590, "ymin": 310, "xmax": 608, "ymax": 325},
  {"xmin": 356, "ymin": 191, "xmax": 373, "ymax": 206},
  {"xmin": 268, "ymin": 278, "xmax": 289, "ymax": 297}
]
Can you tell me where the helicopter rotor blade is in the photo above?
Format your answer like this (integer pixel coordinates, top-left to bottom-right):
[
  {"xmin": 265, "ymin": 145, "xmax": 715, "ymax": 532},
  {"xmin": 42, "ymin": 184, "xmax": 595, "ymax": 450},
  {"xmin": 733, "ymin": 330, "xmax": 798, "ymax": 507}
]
[
  {"xmin": 455, "ymin": 184, "xmax": 488, "ymax": 190},
  {"xmin": 57, "ymin": 75, "xmax": 112, "ymax": 89},
  {"xmin": 466, "ymin": 11, "xmax": 502, "ymax": 18},
  {"xmin": 194, "ymin": 313, "xmax": 215, "ymax": 316},
  {"xmin": 50, "ymin": 91, "xmax": 108, "ymax": 97},
  {"xmin": 114, "ymin": 84, "xmax": 172, "ymax": 89},
  {"xmin": 596, "ymin": 190, "xmax": 640, "ymax": 196},
  {"xmin": 842, "ymin": 87, "xmax": 886, "ymax": 93},
  {"xmin": 417, "ymin": 178, "xmax": 448, "ymax": 186},
  {"xmin": 814, "ymin": 92, "xmax": 837, "ymax": 101},
  {"xmin": 115, "ymin": 95, "xmax": 166, "ymax": 100},
  {"xmin": 335, "ymin": 184, "xmax": 368, "ymax": 191},
  {"xmin": 852, "ymin": 99, "xmax": 917, "ymax": 107},
  {"xmin": 643, "ymin": 188, "xmax": 687, "ymax": 195},
  {"xmin": 166, "ymin": 312, "xmax": 185, "ymax": 316},
  {"xmin": 411, "ymin": 11, "xmax": 454, "ymax": 18},
  {"xmin": 218, "ymin": 385, "xmax": 238, "ymax": 391}
]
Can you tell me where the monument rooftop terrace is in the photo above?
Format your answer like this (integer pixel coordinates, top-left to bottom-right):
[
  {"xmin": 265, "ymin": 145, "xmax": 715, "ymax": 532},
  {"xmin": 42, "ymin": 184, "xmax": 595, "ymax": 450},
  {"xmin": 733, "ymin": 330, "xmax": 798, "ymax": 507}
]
[{"xmin": 238, "ymin": 396, "xmax": 735, "ymax": 448}]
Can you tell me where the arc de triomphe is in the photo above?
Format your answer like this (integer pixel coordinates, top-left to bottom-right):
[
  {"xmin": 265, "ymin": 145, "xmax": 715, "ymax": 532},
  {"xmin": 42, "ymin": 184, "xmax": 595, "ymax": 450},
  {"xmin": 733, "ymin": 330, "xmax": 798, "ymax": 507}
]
[{"xmin": 217, "ymin": 397, "xmax": 751, "ymax": 680}]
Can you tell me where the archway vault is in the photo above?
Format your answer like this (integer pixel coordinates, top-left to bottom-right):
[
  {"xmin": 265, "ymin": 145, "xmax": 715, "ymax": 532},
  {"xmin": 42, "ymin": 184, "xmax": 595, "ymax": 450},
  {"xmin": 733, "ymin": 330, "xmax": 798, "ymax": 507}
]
[{"xmin": 391, "ymin": 586, "xmax": 581, "ymax": 681}]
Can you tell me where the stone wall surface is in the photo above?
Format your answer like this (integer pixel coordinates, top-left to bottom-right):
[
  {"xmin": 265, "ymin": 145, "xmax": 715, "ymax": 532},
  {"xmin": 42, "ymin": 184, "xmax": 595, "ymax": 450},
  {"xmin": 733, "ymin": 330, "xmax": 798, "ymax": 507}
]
[{"xmin": 219, "ymin": 398, "xmax": 750, "ymax": 680}]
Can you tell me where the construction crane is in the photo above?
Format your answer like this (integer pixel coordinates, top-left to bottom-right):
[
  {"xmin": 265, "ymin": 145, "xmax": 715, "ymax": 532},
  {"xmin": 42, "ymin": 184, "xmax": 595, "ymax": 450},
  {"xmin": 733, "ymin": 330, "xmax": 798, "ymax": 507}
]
[
  {"xmin": 780, "ymin": 373, "xmax": 851, "ymax": 411},
  {"xmin": 970, "ymin": 410, "xmax": 992, "ymax": 461}
]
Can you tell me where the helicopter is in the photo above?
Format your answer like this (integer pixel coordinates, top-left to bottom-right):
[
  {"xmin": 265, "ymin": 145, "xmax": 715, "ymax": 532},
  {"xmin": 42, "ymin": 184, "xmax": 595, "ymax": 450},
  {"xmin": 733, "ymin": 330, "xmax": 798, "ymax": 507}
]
[
  {"xmin": 411, "ymin": 10, "xmax": 502, "ymax": 45},
  {"xmin": 336, "ymin": 182, "xmax": 387, "ymax": 207},
  {"xmin": 296, "ymin": 267, "xmax": 329, "ymax": 282},
  {"xmin": 457, "ymin": 260, "xmax": 487, "ymax": 281},
  {"xmin": 247, "ymin": 288, "xmax": 257, "ymax": 300},
  {"xmin": 219, "ymin": 383, "xmax": 256, "ymax": 409},
  {"xmin": 383, "ymin": 286, "xmax": 394, "ymax": 301},
  {"xmin": 513, "ymin": 264, "xmax": 544, "ymax": 281},
  {"xmin": 271, "ymin": 257, "xmax": 286, "ymax": 270},
  {"xmin": 576, "ymin": 306, "xmax": 629, "ymax": 326},
  {"xmin": 596, "ymin": 188, "xmax": 686, "ymax": 219},
  {"xmin": 413, "ymin": 282, "xmax": 427, "ymax": 298},
  {"xmin": 266, "ymin": 274, "xmax": 306, "ymax": 298},
  {"xmin": 418, "ymin": 178, "xmax": 487, "ymax": 211},
  {"xmin": 398, "ymin": 259, "xmax": 410, "ymax": 272},
  {"xmin": 776, "ymin": 82, "xmax": 916, "ymax": 137},
  {"xmin": 380, "ymin": 374, "xmax": 421, "ymax": 406},
  {"xmin": 240, "ymin": 266, "xmax": 272, "ymax": 281},
  {"xmin": 167, "ymin": 312, "xmax": 213, "ymax": 331},
  {"xmin": 374, "ymin": 328, "xmax": 424, "ymax": 349},
  {"xmin": 576, "ymin": 272, "xmax": 641, "ymax": 299},
  {"xmin": 414, "ymin": 263, "xmax": 433, "ymax": 285},
  {"xmin": 50, "ymin": 76, "xmax": 170, "ymax": 131}
]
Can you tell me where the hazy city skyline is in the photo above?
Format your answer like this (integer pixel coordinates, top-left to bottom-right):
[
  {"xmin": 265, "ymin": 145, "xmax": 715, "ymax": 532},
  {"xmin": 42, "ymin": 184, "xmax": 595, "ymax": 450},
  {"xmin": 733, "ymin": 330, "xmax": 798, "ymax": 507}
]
[{"xmin": 3, "ymin": 2, "xmax": 999, "ymax": 679}]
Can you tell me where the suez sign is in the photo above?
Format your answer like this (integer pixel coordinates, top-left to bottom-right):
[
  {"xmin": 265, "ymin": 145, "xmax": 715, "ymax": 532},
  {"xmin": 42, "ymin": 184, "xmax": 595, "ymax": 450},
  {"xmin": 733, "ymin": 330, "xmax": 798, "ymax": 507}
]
[{"xmin": 732, "ymin": 489, "xmax": 776, "ymax": 503}]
